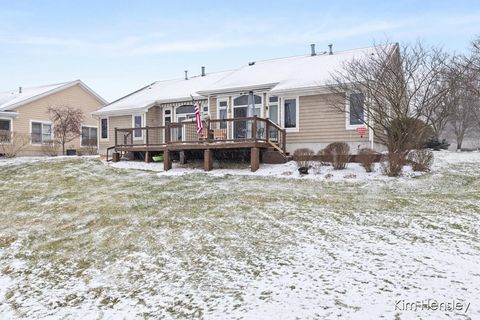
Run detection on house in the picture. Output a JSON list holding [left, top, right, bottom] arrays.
[[93, 44, 396, 171], [0, 80, 106, 156]]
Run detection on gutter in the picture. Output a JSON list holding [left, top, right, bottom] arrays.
[[197, 83, 278, 96], [0, 111, 20, 118]]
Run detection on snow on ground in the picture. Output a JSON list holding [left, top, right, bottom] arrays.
[[105, 150, 480, 181], [0, 151, 479, 319]]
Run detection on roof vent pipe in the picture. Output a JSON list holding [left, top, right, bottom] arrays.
[[201, 66, 206, 77], [184, 70, 188, 80], [328, 44, 333, 55], [18, 86, 22, 94], [310, 43, 316, 56]]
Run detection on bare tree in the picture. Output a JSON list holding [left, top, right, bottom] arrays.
[[48, 106, 84, 155], [445, 69, 479, 150], [327, 41, 450, 175]]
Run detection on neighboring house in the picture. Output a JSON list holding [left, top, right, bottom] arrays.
[[93, 44, 396, 170], [0, 80, 106, 156]]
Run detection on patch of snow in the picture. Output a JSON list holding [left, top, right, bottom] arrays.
[[106, 150, 480, 181]]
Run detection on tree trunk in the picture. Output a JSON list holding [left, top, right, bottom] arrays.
[[456, 135, 463, 151], [62, 141, 66, 155]]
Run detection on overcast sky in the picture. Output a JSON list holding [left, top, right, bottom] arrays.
[[1, 0, 479, 101]]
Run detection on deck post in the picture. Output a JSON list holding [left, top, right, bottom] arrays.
[[165, 123, 170, 144], [179, 151, 186, 164], [251, 147, 260, 172], [114, 128, 118, 147], [145, 126, 149, 146], [204, 149, 213, 171], [206, 118, 211, 143], [265, 119, 270, 142], [252, 115, 257, 141], [164, 149, 172, 171]]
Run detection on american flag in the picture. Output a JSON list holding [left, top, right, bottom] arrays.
[[194, 102, 203, 134]]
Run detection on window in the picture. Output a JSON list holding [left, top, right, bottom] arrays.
[[164, 109, 171, 124], [31, 121, 52, 144], [133, 115, 143, 139], [81, 126, 98, 147], [100, 118, 108, 139], [284, 98, 297, 129], [349, 93, 365, 126], [218, 100, 228, 129], [233, 94, 262, 117], [0, 119, 12, 143], [268, 96, 279, 124]]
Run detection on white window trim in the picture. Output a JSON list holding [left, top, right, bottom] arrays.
[[29, 120, 53, 146], [345, 93, 367, 130], [267, 94, 279, 124], [80, 125, 98, 147], [100, 117, 109, 141], [217, 98, 228, 120], [132, 114, 145, 140], [281, 96, 299, 133], [163, 107, 172, 125], [0, 117, 13, 144]]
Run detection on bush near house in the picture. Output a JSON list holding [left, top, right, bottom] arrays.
[[317, 148, 332, 166], [380, 153, 406, 177], [407, 149, 434, 172], [325, 142, 350, 170], [41, 141, 59, 157], [293, 148, 315, 171], [0, 131, 30, 158], [357, 148, 377, 172]]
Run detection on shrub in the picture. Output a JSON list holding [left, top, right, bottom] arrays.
[[78, 144, 98, 156], [0, 131, 30, 158], [41, 142, 59, 156], [357, 148, 377, 172], [380, 152, 406, 177], [317, 148, 331, 166], [407, 149, 434, 172], [325, 142, 350, 170], [293, 148, 315, 169]]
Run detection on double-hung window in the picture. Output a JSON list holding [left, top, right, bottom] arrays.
[[283, 97, 298, 131], [268, 96, 279, 124], [0, 118, 12, 143], [348, 93, 365, 127], [31, 121, 53, 144], [133, 114, 143, 139], [218, 100, 228, 129], [81, 126, 98, 147], [100, 118, 108, 139]]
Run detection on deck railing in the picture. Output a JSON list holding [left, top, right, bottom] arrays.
[[114, 116, 286, 153]]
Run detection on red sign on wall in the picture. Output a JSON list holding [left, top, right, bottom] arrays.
[[357, 127, 367, 138]]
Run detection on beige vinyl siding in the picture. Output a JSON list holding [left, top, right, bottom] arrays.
[[287, 93, 370, 144], [209, 96, 217, 120], [10, 84, 103, 156], [146, 106, 163, 145], [98, 115, 131, 155]]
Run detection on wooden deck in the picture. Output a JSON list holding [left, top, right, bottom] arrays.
[[111, 116, 287, 171]]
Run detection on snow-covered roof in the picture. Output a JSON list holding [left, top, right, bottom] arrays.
[[0, 80, 107, 111], [93, 71, 231, 116], [93, 44, 396, 116], [199, 45, 395, 95]]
